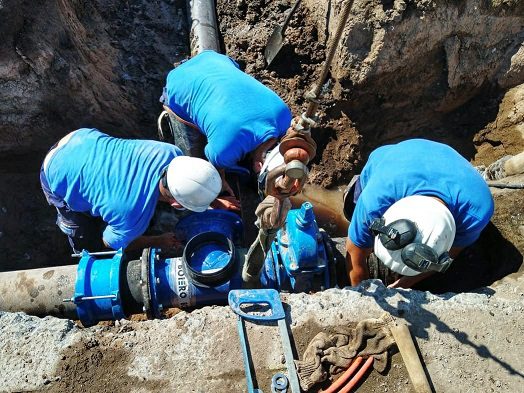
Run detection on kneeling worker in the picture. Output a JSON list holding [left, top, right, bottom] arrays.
[[343, 139, 494, 288], [40, 128, 222, 253]]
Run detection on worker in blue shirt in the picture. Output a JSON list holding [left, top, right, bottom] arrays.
[[40, 128, 222, 253], [159, 50, 292, 198], [343, 139, 494, 288]]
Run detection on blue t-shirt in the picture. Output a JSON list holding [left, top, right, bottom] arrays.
[[163, 50, 292, 173], [348, 139, 494, 249], [45, 128, 183, 249]]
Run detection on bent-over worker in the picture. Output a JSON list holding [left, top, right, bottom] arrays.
[[159, 50, 292, 197], [40, 128, 222, 253], [343, 139, 494, 288]]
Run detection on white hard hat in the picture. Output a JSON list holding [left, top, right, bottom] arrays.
[[373, 195, 456, 276], [166, 156, 221, 212]]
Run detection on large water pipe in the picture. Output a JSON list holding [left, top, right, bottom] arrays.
[[187, 0, 221, 55], [0, 247, 247, 326], [0, 210, 245, 326], [0, 206, 338, 326], [0, 264, 77, 319]]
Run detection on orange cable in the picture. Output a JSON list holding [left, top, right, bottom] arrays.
[[338, 356, 374, 393], [321, 357, 364, 393]]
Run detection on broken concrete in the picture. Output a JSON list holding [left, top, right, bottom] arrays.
[[1, 277, 523, 393]]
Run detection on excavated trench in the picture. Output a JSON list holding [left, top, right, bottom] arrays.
[[0, 0, 524, 392], [1, 0, 522, 288]]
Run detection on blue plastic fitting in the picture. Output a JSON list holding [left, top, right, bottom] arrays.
[[175, 210, 243, 245], [73, 249, 126, 326]]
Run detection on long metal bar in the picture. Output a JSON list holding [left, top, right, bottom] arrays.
[[236, 317, 261, 393], [277, 318, 301, 393], [305, 0, 354, 119]]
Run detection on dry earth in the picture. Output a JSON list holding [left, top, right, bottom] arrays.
[[1, 278, 523, 393]]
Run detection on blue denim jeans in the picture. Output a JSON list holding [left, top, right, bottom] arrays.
[[40, 163, 105, 254], [159, 110, 206, 159]]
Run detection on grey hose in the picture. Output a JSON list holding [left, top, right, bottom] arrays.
[[487, 181, 524, 189]]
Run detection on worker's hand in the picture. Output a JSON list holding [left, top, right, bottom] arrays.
[[253, 159, 264, 174], [211, 196, 241, 211], [387, 272, 432, 289], [156, 232, 182, 250]]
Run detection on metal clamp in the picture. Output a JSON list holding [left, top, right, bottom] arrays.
[[63, 294, 117, 303], [71, 250, 118, 258], [271, 373, 289, 393]]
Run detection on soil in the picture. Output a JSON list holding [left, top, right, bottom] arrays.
[[0, 0, 524, 392]]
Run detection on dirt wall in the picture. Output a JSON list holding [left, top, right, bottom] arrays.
[[0, 0, 188, 155], [217, 0, 524, 186]]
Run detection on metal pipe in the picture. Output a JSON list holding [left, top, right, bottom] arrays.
[[504, 150, 524, 177], [187, 0, 221, 56], [0, 265, 77, 319]]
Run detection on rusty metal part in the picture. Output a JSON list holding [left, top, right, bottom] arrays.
[[265, 163, 308, 199], [279, 128, 317, 164], [284, 147, 311, 164]]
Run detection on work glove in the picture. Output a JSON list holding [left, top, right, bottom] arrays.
[[255, 195, 291, 230]]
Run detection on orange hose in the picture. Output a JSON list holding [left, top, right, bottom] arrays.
[[338, 356, 374, 393], [321, 357, 364, 393]]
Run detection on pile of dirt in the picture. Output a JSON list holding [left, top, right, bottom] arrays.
[[217, 0, 524, 187]]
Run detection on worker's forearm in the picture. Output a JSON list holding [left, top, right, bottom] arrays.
[[345, 239, 372, 286], [390, 271, 435, 289], [125, 235, 161, 251], [349, 265, 369, 286]]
